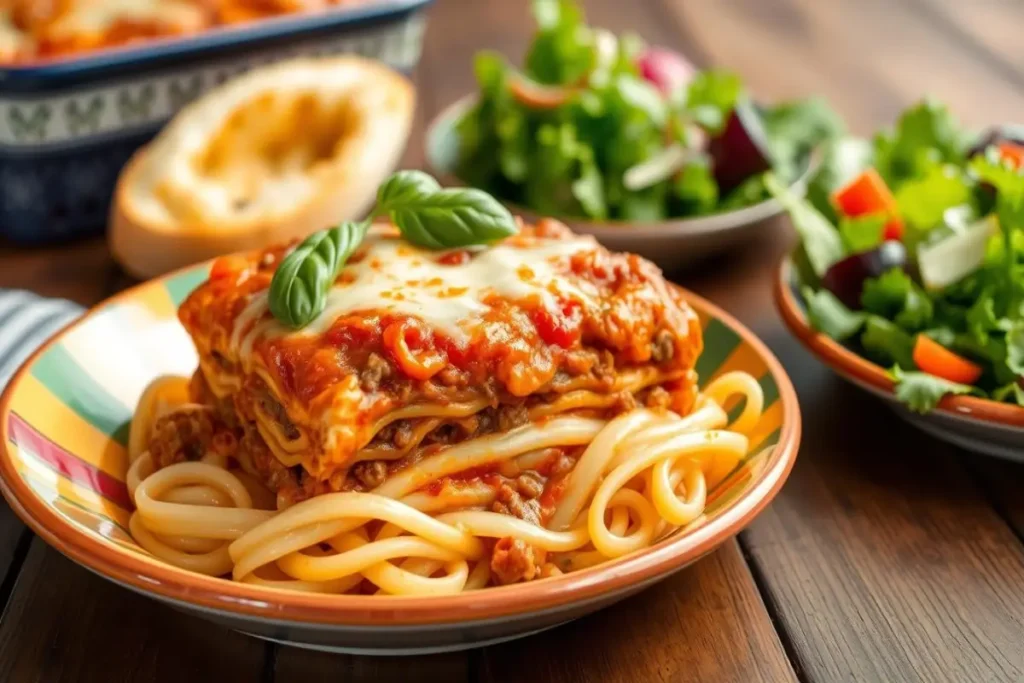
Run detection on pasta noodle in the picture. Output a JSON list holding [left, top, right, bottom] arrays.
[[126, 371, 762, 595]]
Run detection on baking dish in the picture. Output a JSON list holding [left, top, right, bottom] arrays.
[[0, 0, 432, 244]]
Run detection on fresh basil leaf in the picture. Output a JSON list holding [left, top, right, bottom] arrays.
[[765, 172, 844, 277], [376, 170, 443, 211], [269, 220, 370, 328], [802, 286, 865, 340], [891, 367, 978, 414], [387, 187, 518, 249], [839, 214, 886, 253], [861, 316, 916, 369]]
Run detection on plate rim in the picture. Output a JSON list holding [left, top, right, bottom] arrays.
[[774, 254, 1024, 428], [0, 263, 802, 627]]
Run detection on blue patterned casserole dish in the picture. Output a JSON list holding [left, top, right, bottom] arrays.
[[0, 0, 431, 244]]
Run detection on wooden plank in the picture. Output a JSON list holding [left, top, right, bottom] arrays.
[[968, 457, 1024, 543], [0, 540, 268, 683], [274, 647, 469, 682], [907, 0, 1024, 86], [661, 0, 1024, 131], [741, 350, 1024, 682], [479, 542, 795, 683], [0, 238, 115, 308]]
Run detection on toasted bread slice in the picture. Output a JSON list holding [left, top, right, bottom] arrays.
[[110, 56, 415, 279]]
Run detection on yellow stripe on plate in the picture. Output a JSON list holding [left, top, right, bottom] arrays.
[[16, 455, 131, 531], [710, 342, 768, 382], [10, 374, 127, 482], [744, 401, 784, 454]]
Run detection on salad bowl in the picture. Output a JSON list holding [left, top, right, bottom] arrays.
[[427, 95, 815, 271], [776, 256, 1024, 460]]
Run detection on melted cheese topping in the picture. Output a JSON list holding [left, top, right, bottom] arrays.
[[48, 0, 204, 35], [231, 232, 601, 357]]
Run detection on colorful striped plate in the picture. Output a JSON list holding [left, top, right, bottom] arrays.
[[0, 264, 800, 655]]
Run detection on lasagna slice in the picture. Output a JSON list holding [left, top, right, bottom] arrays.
[[158, 219, 703, 517]]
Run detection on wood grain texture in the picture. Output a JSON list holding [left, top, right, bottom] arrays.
[[0, 540, 268, 683], [741, 348, 1024, 682], [479, 543, 795, 683]]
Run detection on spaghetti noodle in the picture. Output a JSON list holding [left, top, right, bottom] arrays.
[[128, 371, 761, 594]]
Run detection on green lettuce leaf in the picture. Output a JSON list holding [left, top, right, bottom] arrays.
[[838, 214, 886, 253], [673, 159, 719, 214], [763, 97, 845, 183], [891, 367, 978, 414], [874, 99, 966, 186], [895, 165, 973, 233], [683, 70, 743, 133], [802, 287, 865, 340], [861, 316, 916, 369], [525, 0, 595, 86], [765, 172, 844, 278], [861, 269, 933, 332]]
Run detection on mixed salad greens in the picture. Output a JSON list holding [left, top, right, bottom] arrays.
[[454, 0, 841, 222], [771, 99, 1024, 413]]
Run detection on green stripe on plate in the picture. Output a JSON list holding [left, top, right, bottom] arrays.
[[750, 427, 782, 456], [165, 267, 209, 306], [695, 319, 741, 388], [30, 344, 131, 445], [727, 372, 781, 422]]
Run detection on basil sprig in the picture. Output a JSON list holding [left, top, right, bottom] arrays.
[[267, 171, 517, 328]]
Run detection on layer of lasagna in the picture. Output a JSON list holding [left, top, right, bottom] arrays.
[[0, 0, 372, 62], [154, 219, 703, 515]]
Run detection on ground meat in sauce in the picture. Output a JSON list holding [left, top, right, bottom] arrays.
[[515, 472, 544, 500], [496, 403, 529, 432], [491, 538, 542, 584], [610, 391, 637, 415], [651, 329, 676, 363], [148, 407, 217, 468], [351, 461, 388, 489], [360, 352, 392, 392], [257, 387, 300, 440], [492, 483, 542, 526], [643, 386, 672, 411], [236, 427, 298, 498]]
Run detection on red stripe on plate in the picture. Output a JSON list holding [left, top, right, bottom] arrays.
[[7, 412, 131, 510]]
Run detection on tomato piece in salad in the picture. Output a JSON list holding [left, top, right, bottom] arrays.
[[912, 336, 983, 385], [998, 142, 1024, 170], [831, 168, 904, 241]]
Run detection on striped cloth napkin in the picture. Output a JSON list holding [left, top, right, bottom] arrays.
[[0, 291, 83, 390]]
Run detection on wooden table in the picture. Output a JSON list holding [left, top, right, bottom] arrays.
[[2, 0, 1024, 681]]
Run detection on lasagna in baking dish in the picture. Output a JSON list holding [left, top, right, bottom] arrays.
[[169, 219, 702, 510], [0, 0, 372, 62]]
